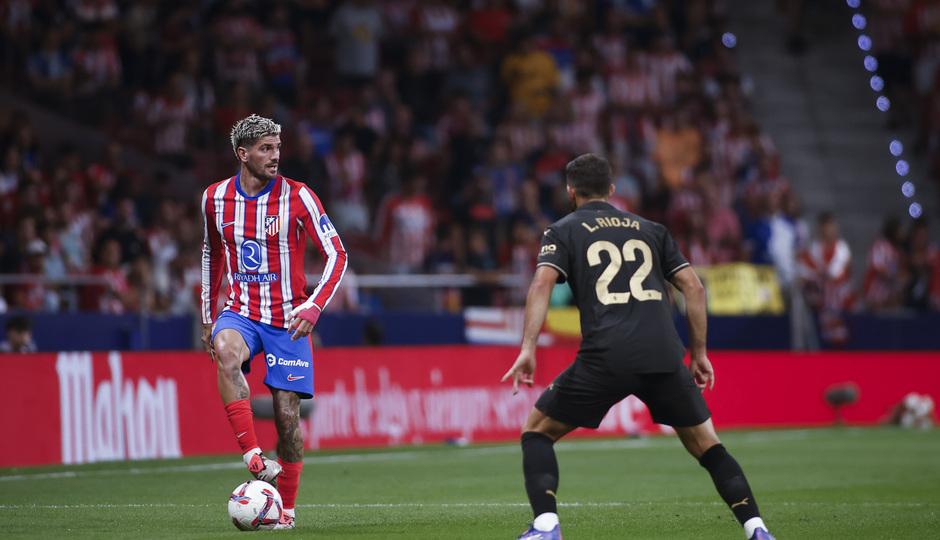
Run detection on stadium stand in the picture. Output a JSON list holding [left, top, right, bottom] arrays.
[[0, 0, 937, 346]]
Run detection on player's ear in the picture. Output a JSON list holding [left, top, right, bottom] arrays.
[[608, 183, 615, 198], [236, 146, 248, 163], [566, 185, 576, 200]]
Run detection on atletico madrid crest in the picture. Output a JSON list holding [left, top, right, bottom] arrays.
[[265, 215, 280, 236]]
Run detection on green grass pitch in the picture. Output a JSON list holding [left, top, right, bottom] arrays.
[[1, 427, 938, 539]]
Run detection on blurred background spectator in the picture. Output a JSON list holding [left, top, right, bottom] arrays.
[[0, 0, 936, 322], [0, 315, 37, 352], [798, 213, 858, 346]]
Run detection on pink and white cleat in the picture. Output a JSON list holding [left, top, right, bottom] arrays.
[[247, 452, 282, 485], [272, 512, 295, 530]]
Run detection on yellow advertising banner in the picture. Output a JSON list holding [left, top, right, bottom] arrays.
[[696, 263, 785, 315], [544, 263, 784, 338], [545, 306, 580, 338]]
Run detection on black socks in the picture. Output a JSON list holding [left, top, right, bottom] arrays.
[[698, 444, 761, 524], [521, 431, 559, 517]]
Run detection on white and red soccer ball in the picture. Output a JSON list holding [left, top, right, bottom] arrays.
[[228, 480, 283, 531]]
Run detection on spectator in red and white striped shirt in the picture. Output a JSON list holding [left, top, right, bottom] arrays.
[[147, 72, 196, 168], [903, 217, 940, 311], [608, 50, 660, 112], [414, 0, 459, 73], [646, 34, 693, 107], [71, 27, 122, 124], [497, 101, 545, 163], [594, 9, 628, 76], [568, 67, 605, 150], [324, 130, 369, 233], [798, 213, 858, 345], [373, 170, 435, 273], [864, 217, 907, 310]]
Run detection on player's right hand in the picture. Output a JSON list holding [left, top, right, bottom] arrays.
[[688, 355, 714, 391], [201, 323, 216, 363], [501, 350, 536, 395]]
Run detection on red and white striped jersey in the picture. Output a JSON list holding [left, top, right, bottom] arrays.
[[646, 50, 692, 105], [201, 174, 347, 328], [607, 70, 659, 108], [569, 87, 605, 133], [502, 122, 545, 162], [863, 236, 904, 307], [798, 239, 857, 312], [593, 34, 626, 75]]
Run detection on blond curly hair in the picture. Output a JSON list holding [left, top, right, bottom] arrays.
[[230, 114, 281, 156]]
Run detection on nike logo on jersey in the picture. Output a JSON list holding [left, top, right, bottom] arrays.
[[222, 221, 236, 228], [287, 374, 305, 381]]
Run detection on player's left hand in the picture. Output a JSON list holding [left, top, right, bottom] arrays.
[[688, 355, 715, 391], [288, 304, 321, 341], [501, 350, 536, 395]]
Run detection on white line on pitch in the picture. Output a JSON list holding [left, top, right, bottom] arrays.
[[0, 430, 815, 483], [1, 501, 933, 510]]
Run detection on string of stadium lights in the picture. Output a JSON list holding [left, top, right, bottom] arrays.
[[848, 0, 922, 219]]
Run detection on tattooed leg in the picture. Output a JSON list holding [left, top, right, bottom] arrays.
[[272, 389, 303, 461], [272, 388, 304, 511]]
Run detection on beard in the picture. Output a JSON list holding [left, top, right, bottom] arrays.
[[248, 160, 278, 182]]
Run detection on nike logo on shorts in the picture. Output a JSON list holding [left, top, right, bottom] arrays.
[[287, 374, 305, 381]]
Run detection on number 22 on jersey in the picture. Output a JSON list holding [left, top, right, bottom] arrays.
[[587, 239, 663, 305]]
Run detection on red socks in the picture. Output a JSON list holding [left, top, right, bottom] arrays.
[[224, 399, 259, 454], [227, 399, 302, 510], [277, 458, 303, 510]]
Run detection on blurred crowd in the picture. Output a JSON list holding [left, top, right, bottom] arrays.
[[798, 212, 939, 345], [868, 0, 940, 183], [0, 0, 938, 318]]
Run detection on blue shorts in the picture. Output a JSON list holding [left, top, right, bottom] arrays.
[[212, 310, 315, 399]]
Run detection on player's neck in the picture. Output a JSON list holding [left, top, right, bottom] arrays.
[[238, 169, 273, 197], [575, 196, 610, 208]]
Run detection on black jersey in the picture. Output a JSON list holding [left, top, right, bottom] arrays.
[[536, 201, 690, 375]]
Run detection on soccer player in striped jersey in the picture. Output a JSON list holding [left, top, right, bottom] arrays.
[[200, 114, 347, 530]]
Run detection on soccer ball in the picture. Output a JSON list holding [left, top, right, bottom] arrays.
[[228, 480, 283, 531]]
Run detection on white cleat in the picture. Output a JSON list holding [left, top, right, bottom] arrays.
[[272, 513, 294, 530], [247, 452, 282, 484]]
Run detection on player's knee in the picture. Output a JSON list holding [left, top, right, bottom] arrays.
[[522, 412, 572, 441], [213, 340, 243, 370], [521, 409, 547, 434], [275, 402, 298, 422], [681, 433, 721, 460], [273, 395, 300, 425], [676, 422, 721, 459]]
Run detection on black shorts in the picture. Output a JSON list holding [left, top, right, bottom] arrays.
[[534, 359, 711, 429]]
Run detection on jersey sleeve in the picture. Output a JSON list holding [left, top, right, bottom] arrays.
[[659, 225, 690, 279], [200, 188, 225, 324], [536, 227, 570, 283], [297, 185, 347, 311]]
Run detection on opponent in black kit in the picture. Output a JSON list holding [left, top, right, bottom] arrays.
[[502, 154, 776, 540]]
